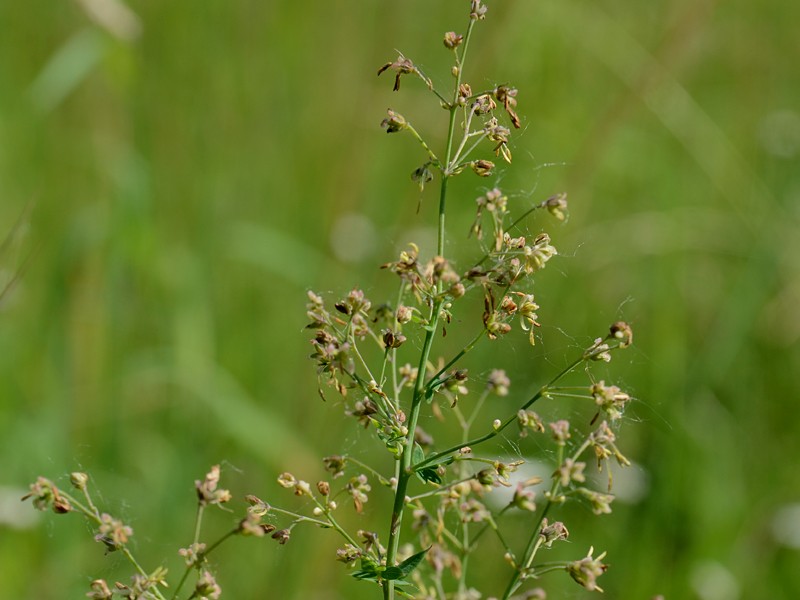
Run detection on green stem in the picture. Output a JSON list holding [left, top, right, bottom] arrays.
[[120, 548, 168, 600], [383, 298, 443, 599], [383, 16, 477, 600], [425, 329, 486, 393], [500, 495, 554, 599], [193, 505, 204, 545], [501, 437, 592, 599], [59, 490, 167, 600], [346, 456, 393, 487], [406, 123, 440, 164], [203, 529, 237, 556], [414, 354, 585, 472], [170, 504, 208, 600]]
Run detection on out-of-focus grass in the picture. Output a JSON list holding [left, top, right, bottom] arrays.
[[1, 0, 799, 598]]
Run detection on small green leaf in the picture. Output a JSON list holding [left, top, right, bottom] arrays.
[[412, 443, 425, 464], [353, 557, 381, 581], [396, 546, 431, 578], [382, 566, 403, 581], [418, 467, 442, 484], [415, 452, 455, 470]]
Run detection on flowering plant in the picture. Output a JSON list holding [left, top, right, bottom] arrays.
[[23, 2, 636, 599]]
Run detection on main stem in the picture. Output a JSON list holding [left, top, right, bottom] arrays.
[[383, 19, 475, 600], [383, 20, 476, 600], [382, 180, 448, 600]]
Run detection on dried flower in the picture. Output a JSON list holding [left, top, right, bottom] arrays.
[[513, 292, 541, 345], [590, 421, 631, 468], [567, 547, 608, 592], [578, 488, 615, 515], [293, 480, 312, 497], [378, 55, 422, 91], [610, 321, 633, 347], [458, 83, 473, 105], [590, 381, 631, 421], [549, 420, 571, 445], [486, 369, 510, 396], [512, 485, 537, 512], [381, 108, 408, 133], [238, 512, 272, 537], [523, 233, 557, 273], [358, 529, 384, 554], [86, 579, 113, 600], [517, 409, 545, 436], [346, 474, 371, 513], [96, 513, 133, 550], [471, 159, 495, 177], [322, 455, 347, 478], [383, 329, 407, 349], [272, 528, 292, 545], [195, 570, 222, 600], [494, 85, 521, 128], [21, 477, 72, 514], [195, 465, 232, 506], [336, 543, 362, 563], [541, 193, 568, 222], [460, 498, 490, 523], [538, 518, 569, 547], [245, 494, 271, 516], [555, 458, 586, 487], [470, 0, 488, 20], [179, 543, 207, 566], [473, 93, 497, 116], [443, 31, 463, 49]]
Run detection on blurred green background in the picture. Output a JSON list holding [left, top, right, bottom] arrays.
[[1, 0, 799, 598]]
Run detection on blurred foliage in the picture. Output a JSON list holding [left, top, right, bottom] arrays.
[[1, 0, 799, 598]]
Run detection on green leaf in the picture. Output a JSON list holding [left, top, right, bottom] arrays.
[[395, 587, 417, 599], [418, 467, 442, 484], [382, 566, 403, 580], [412, 444, 442, 484], [415, 452, 455, 470], [412, 443, 425, 465], [396, 546, 431, 578], [352, 557, 381, 581], [424, 386, 436, 404]]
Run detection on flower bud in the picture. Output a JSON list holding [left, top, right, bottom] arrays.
[[395, 305, 413, 324], [70, 472, 89, 490], [277, 472, 297, 488]]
